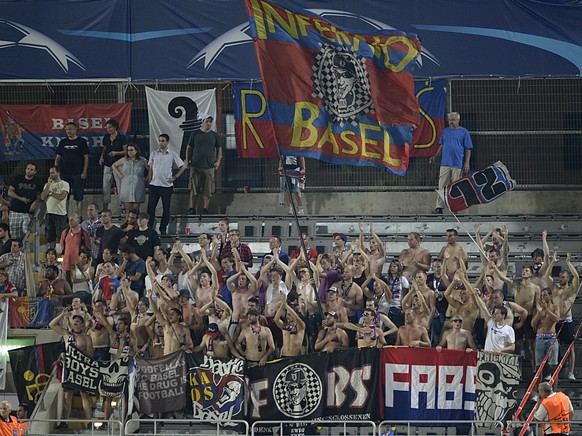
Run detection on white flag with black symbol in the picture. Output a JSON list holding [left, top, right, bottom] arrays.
[[145, 87, 217, 160]]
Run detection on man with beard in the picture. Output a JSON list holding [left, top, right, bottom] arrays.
[[315, 311, 348, 353], [236, 309, 275, 366]]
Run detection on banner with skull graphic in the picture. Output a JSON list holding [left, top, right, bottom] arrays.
[[63, 345, 129, 397], [475, 351, 521, 425], [247, 348, 379, 424], [187, 354, 246, 423]]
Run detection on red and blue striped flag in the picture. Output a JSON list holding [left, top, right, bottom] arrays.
[[245, 0, 421, 175]]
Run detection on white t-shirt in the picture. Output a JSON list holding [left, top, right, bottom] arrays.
[[484, 318, 515, 352], [45, 180, 70, 215]]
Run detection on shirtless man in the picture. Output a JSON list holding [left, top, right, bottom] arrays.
[[194, 323, 242, 359], [351, 309, 386, 348], [550, 253, 580, 380], [148, 289, 193, 355], [37, 265, 72, 302], [126, 297, 151, 357], [403, 270, 436, 326], [49, 309, 93, 429], [531, 287, 560, 384], [233, 297, 268, 342], [492, 262, 540, 360], [174, 289, 203, 340], [530, 230, 551, 289], [227, 264, 257, 335], [363, 299, 398, 339], [402, 289, 432, 331], [436, 315, 476, 352], [189, 251, 219, 310], [359, 223, 385, 275], [444, 273, 481, 335], [236, 309, 275, 366], [200, 295, 232, 334], [488, 290, 528, 329], [395, 309, 431, 347], [438, 229, 468, 276], [275, 299, 306, 357], [475, 224, 509, 291], [332, 264, 363, 323], [315, 311, 349, 353], [399, 232, 431, 280], [109, 277, 139, 319], [90, 299, 113, 363], [325, 288, 348, 323]]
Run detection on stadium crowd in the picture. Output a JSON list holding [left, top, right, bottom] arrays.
[[0, 115, 579, 427]]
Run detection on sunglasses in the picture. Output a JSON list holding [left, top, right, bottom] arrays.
[[452, 319, 462, 323]]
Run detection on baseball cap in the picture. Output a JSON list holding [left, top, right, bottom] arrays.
[[328, 287, 338, 294], [178, 289, 190, 299], [207, 323, 219, 337], [531, 248, 544, 258], [332, 232, 347, 242], [324, 311, 338, 319]]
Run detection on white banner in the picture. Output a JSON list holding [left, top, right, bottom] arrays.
[[145, 87, 217, 159], [0, 300, 8, 390]]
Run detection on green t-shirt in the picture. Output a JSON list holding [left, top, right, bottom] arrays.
[[188, 130, 220, 169]]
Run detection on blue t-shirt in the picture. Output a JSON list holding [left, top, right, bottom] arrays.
[[126, 258, 146, 294], [439, 127, 473, 168]]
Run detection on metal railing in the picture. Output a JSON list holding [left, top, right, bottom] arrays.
[[251, 419, 376, 436], [378, 420, 504, 435], [124, 418, 250, 436], [24, 418, 122, 436]]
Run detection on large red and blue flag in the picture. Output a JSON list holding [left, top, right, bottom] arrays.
[[244, 0, 421, 175]]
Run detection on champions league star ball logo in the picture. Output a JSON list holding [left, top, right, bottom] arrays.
[[273, 363, 322, 418], [312, 44, 374, 127]]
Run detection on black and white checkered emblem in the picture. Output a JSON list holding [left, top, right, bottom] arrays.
[[312, 44, 375, 127], [273, 363, 322, 418]]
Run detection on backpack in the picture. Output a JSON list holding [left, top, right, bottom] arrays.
[[62, 227, 90, 254]]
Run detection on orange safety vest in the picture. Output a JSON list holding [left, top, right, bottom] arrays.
[[0, 415, 18, 436], [541, 391, 571, 435]]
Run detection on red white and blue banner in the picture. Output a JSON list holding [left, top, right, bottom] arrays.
[[245, 0, 421, 175], [0, 103, 132, 161], [8, 342, 62, 404], [380, 348, 477, 423], [145, 88, 217, 159], [8, 298, 51, 328], [444, 161, 516, 213], [234, 80, 445, 159]]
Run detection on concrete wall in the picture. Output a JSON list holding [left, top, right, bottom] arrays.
[[124, 190, 582, 216]]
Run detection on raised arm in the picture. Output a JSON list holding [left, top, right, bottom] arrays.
[[49, 308, 70, 337], [370, 225, 386, 257], [474, 224, 488, 266], [565, 253, 580, 298]]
